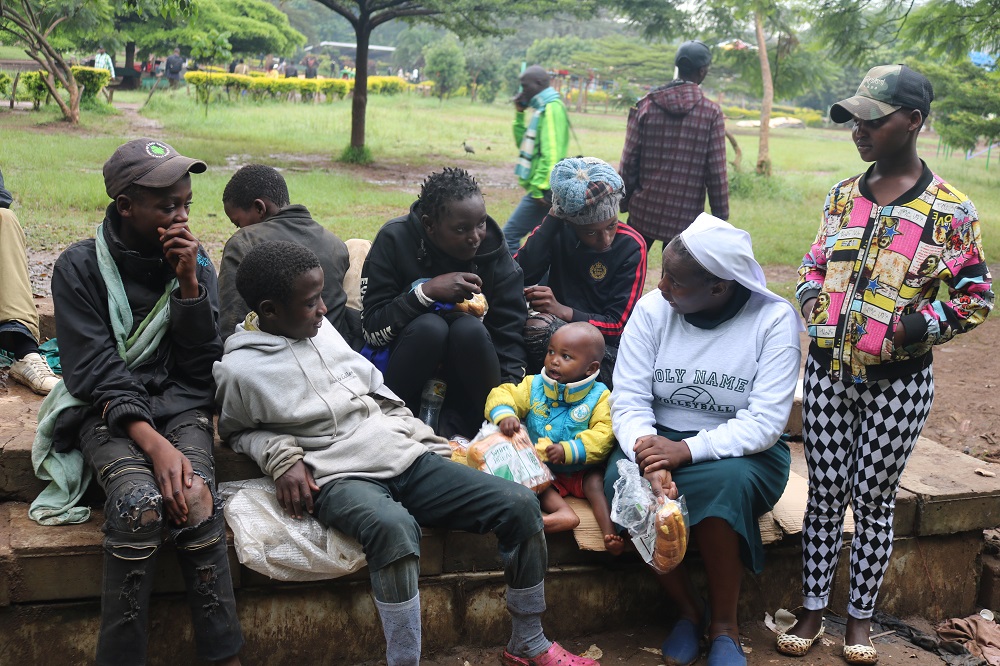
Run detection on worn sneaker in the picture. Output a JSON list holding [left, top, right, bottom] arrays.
[[9, 352, 59, 395]]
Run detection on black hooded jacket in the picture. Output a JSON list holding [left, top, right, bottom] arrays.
[[51, 204, 222, 450], [360, 201, 527, 383]]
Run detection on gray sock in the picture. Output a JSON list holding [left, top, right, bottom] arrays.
[[375, 594, 421, 666], [506, 581, 552, 658]]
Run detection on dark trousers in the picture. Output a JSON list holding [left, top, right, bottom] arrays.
[[384, 312, 501, 437], [503, 192, 552, 255], [314, 451, 547, 602], [80, 408, 243, 666]]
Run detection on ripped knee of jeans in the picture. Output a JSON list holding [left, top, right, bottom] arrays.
[[177, 473, 217, 527], [173, 487, 225, 552], [105, 481, 163, 559]]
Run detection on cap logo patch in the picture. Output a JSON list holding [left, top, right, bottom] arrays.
[[862, 76, 888, 95], [145, 142, 171, 158]]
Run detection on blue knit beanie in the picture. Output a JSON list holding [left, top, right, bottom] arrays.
[[549, 157, 624, 226]]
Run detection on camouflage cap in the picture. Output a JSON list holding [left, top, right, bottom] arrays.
[[830, 64, 933, 124], [103, 138, 207, 199]]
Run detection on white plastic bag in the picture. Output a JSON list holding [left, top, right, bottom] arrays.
[[219, 478, 366, 582], [466, 421, 554, 494], [610, 459, 689, 573]]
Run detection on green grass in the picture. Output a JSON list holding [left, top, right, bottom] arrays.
[[0, 45, 31, 60], [2, 90, 998, 293]]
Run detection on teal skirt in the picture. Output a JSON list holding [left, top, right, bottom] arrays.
[[603, 427, 790, 574]]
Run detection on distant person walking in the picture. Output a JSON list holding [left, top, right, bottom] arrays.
[[94, 47, 115, 80], [503, 65, 569, 254], [302, 55, 319, 79], [165, 48, 185, 88], [619, 40, 728, 250]]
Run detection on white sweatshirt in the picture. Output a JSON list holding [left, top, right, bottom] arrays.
[[610, 290, 801, 464]]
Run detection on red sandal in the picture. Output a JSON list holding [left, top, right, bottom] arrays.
[[500, 642, 600, 665]]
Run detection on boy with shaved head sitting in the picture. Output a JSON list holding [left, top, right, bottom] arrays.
[[214, 240, 600, 666]]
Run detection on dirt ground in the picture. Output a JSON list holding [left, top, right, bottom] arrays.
[[363, 616, 953, 665]]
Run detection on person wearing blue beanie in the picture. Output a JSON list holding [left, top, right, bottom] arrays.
[[515, 157, 648, 388]]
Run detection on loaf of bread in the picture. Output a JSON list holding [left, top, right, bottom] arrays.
[[453, 292, 488, 317], [651, 501, 687, 573], [466, 430, 552, 494]]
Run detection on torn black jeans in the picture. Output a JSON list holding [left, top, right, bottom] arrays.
[[80, 408, 243, 666]]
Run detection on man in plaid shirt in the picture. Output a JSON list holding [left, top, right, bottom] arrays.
[[619, 41, 729, 250]]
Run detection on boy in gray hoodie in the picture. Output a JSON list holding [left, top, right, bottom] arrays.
[[213, 240, 600, 666]]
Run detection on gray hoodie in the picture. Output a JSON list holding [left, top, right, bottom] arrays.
[[214, 318, 450, 485]]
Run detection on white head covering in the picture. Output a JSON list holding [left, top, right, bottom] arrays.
[[679, 213, 804, 329]]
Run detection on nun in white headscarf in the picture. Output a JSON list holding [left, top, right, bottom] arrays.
[[604, 213, 802, 666]]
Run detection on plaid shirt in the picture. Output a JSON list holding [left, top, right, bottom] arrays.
[[620, 81, 729, 241]]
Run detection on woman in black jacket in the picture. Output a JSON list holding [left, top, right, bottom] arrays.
[[361, 168, 527, 438]]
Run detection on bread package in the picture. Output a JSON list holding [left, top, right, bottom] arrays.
[[651, 500, 688, 573], [466, 430, 552, 494], [453, 292, 488, 317]]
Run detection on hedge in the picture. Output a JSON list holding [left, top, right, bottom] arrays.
[[183, 72, 408, 104], [14, 67, 111, 107], [19, 71, 50, 107], [722, 105, 824, 128], [0, 71, 11, 97], [72, 66, 111, 100]]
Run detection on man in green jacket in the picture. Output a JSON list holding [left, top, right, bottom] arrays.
[[504, 65, 569, 255]]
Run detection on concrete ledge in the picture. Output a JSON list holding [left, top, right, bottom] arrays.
[[0, 566, 666, 665], [0, 525, 986, 665]]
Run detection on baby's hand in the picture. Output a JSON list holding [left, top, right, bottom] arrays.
[[545, 443, 565, 465], [499, 417, 521, 437]]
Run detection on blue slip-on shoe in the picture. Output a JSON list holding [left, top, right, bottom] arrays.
[[661, 618, 702, 666], [706, 635, 746, 666]]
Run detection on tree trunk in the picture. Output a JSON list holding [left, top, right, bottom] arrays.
[[350, 24, 370, 149], [754, 10, 773, 177], [125, 42, 136, 72], [726, 130, 742, 171]]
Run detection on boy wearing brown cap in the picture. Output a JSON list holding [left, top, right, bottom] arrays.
[[38, 138, 242, 665]]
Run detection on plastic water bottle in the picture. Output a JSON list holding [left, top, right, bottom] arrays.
[[418, 378, 447, 432]]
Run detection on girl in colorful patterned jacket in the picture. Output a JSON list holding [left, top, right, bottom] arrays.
[[779, 65, 993, 666]]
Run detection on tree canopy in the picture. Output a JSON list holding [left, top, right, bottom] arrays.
[[111, 0, 305, 58]]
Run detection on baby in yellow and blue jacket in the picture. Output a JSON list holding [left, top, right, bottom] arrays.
[[485, 322, 623, 554]]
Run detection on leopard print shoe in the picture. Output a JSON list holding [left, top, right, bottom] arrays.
[[775, 622, 825, 657], [842, 639, 878, 665]]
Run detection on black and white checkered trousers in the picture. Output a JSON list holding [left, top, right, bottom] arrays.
[[799, 352, 934, 619]]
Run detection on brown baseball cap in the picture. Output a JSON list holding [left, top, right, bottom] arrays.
[[103, 138, 207, 199]]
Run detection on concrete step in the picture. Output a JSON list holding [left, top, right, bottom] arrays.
[[0, 496, 990, 664]]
